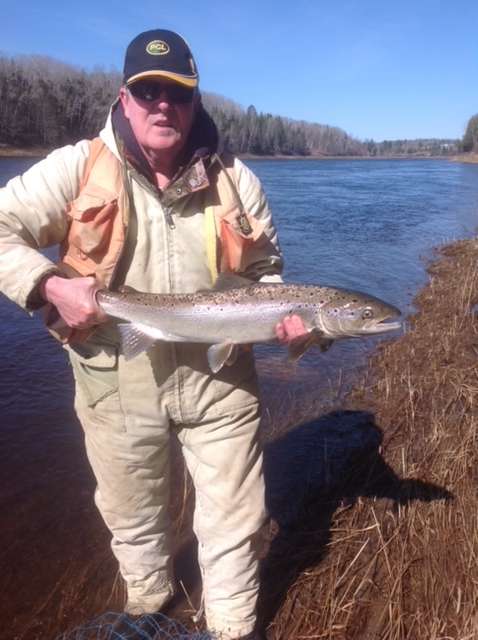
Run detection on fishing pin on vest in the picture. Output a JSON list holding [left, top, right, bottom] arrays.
[[237, 211, 253, 236]]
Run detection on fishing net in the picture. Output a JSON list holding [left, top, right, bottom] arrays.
[[56, 611, 212, 640]]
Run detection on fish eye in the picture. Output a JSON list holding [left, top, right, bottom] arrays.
[[362, 308, 374, 320]]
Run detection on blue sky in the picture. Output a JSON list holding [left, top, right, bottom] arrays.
[[2, 0, 477, 141]]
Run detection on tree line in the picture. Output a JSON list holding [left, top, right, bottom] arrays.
[[201, 94, 367, 156], [462, 114, 478, 152], [0, 55, 460, 157], [0, 56, 121, 147]]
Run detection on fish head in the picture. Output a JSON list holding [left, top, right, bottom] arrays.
[[315, 288, 402, 338]]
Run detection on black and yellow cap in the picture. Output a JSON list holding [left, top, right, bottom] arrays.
[[123, 29, 198, 87]]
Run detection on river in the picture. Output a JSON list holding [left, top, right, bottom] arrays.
[[0, 157, 477, 638]]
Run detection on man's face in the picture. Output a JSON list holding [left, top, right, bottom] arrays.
[[119, 80, 197, 161]]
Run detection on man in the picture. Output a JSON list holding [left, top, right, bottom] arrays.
[[0, 29, 304, 639]]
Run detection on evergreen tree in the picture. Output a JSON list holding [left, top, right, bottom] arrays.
[[462, 114, 478, 152]]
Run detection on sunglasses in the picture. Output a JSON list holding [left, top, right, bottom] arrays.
[[128, 81, 195, 104]]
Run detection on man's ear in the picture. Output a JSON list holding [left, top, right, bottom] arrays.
[[119, 86, 130, 117]]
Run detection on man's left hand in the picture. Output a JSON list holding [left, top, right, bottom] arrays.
[[275, 315, 309, 344]]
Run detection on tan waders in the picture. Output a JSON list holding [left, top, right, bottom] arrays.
[[70, 338, 267, 639]]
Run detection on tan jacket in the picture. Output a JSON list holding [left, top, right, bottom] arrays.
[[0, 111, 282, 312]]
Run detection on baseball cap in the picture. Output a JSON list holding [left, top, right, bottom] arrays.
[[123, 29, 198, 88]]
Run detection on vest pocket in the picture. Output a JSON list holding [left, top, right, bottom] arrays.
[[217, 210, 266, 272], [67, 187, 118, 256]]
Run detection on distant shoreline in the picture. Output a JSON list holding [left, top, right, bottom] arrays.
[[0, 146, 50, 158], [241, 153, 452, 161], [449, 153, 478, 164], [0, 145, 472, 163]]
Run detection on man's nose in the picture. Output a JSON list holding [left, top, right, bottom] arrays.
[[156, 90, 173, 107]]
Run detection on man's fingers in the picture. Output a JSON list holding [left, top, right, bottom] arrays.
[[284, 315, 305, 337], [275, 321, 286, 341], [42, 275, 109, 329], [276, 315, 308, 344]]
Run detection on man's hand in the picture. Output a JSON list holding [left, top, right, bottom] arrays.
[[40, 275, 108, 329], [275, 315, 309, 344]]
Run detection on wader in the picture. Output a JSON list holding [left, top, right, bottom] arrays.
[[69, 327, 268, 638]]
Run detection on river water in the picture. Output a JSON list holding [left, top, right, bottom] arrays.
[[0, 157, 477, 637], [2, 157, 477, 423]]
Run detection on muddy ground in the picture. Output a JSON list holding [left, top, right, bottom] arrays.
[[1, 237, 477, 639]]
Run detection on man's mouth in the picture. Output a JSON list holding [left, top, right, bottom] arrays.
[[153, 119, 175, 128]]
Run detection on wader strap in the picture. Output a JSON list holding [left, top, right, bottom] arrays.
[[204, 204, 218, 283], [81, 137, 106, 189]]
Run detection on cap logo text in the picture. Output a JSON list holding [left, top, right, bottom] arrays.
[[146, 40, 170, 55]]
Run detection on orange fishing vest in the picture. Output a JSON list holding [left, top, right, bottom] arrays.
[[59, 137, 265, 286]]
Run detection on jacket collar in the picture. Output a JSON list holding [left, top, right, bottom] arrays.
[[108, 99, 220, 205]]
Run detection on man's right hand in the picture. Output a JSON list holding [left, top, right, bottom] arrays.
[[40, 275, 108, 329]]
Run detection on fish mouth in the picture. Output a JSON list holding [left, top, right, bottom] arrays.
[[325, 317, 403, 338], [364, 319, 403, 334]]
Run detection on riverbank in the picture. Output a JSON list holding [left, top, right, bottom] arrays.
[[0, 145, 50, 157], [451, 152, 478, 163], [263, 237, 478, 639], [241, 153, 452, 161], [0, 145, 456, 162]]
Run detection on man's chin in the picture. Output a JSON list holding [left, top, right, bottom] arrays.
[[152, 124, 177, 136], [151, 129, 180, 144]]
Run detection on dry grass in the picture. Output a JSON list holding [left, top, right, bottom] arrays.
[[261, 239, 478, 639]]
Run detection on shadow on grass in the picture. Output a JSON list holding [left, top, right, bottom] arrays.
[[258, 410, 453, 630]]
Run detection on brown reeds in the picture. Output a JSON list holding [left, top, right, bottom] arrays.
[[262, 238, 478, 639]]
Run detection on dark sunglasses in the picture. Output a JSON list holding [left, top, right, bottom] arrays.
[[128, 81, 195, 104]]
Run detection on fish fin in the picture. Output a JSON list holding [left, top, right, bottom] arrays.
[[207, 342, 236, 373], [118, 323, 157, 360], [118, 322, 189, 360], [212, 273, 255, 291], [287, 330, 333, 361], [318, 338, 334, 352], [196, 273, 260, 293], [117, 285, 142, 294]]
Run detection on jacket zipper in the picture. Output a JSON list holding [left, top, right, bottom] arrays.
[[163, 205, 176, 229]]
